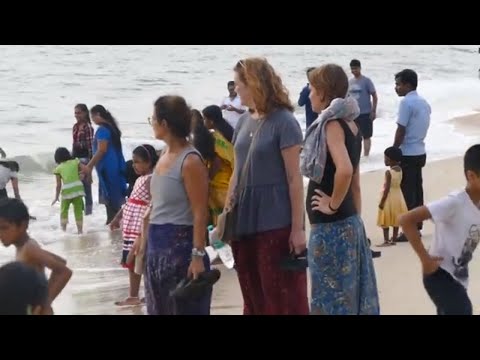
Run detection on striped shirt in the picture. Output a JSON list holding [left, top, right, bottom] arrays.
[[54, 159, 85, 200]]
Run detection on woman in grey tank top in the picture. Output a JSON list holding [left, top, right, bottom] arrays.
[[144, 95, 212, 315]]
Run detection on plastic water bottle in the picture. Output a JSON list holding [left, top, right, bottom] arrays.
[[208, 226, 235, 269]]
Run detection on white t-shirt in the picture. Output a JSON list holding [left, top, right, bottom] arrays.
[[427, 190, 480, 289], [221, 95, 246, 128], [0, 165, 17, 190]]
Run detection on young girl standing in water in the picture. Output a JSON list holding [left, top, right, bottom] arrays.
[[377, 147, 408, 246], [52, 148, 88, 234], [109, 144, 158, 307]]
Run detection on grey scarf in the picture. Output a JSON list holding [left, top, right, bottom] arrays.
[[300, 96, 360, 184]]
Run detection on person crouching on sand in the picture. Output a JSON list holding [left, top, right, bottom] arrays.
[[0, 198, 73, 315], [400, 145, 480, 315]]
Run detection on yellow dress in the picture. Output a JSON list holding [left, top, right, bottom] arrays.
[[208, 131, 234, 225], [377, 169, 408, 228]]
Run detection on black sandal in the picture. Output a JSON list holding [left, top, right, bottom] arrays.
[[170, 269, 221, 300], [280, 250, 308, 271]]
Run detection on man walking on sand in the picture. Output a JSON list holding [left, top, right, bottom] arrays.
[[393, 69, 431, 242], [349, 59, 378, 157]]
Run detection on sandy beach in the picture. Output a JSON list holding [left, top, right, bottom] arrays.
[[42, 150, 478, 316]]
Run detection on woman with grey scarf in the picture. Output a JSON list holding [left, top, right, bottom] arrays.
[[301, 64, 379, 315]]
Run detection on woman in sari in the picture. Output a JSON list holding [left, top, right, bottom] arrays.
[[192, 107, 234, 226], [84, 105, 127, 224]]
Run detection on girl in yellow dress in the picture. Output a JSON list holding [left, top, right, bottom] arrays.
[[377, 147, 408, 247], [191, 107, 234, 226]]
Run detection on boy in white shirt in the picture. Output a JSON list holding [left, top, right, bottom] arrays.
[[400, 145, 480, 315]]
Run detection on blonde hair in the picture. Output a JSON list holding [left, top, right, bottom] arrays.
[[308, 64, 349, 104], [234, 57, 294, 115]]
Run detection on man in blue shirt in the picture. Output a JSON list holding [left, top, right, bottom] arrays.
[[393, 69, 431, 241], [349, 59, 378, 157], [298, 67, 318, 129]]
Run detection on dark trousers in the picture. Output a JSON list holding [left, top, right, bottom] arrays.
[[0, 188, 7, 200], [79, 158, 92, 214], [401, 154, 427, 230], [423, 268, 472, 315], [105, 204, 120, 225]]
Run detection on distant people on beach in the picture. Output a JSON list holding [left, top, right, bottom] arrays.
[[349, 59, 378, 157], [221, 80, 247, 128], [146, 95, 213, 315], [110, 144, 157, 307], [303, 63, 379, 315], [72, 104, 94, 216], [298, 67, 319, 128], [52, 147, 88, 234], [224, 57, 309, 315], [0, 199, 73, 315], [0, 160, 20, 201], [393, 69, 431, 242], [83, 105, 127, 225], [377, 147, 408, 247], [400, 145, 480, 315], [0, 261, 48, 315], [197, 105, 234, 226]]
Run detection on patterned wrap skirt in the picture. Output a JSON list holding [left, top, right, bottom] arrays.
[[144, 224, 212, 315], [308, 214, 380, 315]]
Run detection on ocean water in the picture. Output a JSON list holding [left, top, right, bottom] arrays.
[[1, 45, 480, 313]]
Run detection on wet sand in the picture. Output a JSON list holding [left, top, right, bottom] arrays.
[[3, 155, 479, 315]]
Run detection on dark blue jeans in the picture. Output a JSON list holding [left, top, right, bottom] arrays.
[[423, 268, 472, 315], [79, 158, 93, 215]]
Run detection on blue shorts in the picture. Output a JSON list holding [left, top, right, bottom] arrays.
[[355, 113, 373, 139]]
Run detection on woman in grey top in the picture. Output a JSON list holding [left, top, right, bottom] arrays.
[[224, 58, 309, 315], [144, 95, 211, 315]]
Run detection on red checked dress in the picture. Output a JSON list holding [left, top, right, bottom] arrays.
[[121, 174, 151, 268]]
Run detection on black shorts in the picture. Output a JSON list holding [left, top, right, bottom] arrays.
[[354, 113, 373, 139], [0, 188, 7, 200], [423, 268, 472, 315]]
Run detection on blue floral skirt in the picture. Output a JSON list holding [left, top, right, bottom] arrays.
[[144, 224, 212, 315], [308, 215, 380, 315]]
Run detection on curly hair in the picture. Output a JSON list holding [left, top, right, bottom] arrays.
[[308, 64, 349, 104], [234, 57, 294, 115]]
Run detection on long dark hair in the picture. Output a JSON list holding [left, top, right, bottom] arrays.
[[75, 104, 91, 124], [132, 144, 159, 169], [191, 109, 215, 163], [202, 105, 234, 143], [90, 105, 122, 150]]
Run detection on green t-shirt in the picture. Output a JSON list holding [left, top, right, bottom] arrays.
[[53, 159, 85, 200]]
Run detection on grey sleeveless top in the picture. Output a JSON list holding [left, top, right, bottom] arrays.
[[150, 146, 202, 226]]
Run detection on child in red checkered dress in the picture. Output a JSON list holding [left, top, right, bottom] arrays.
[[109, 144, 158, 307]]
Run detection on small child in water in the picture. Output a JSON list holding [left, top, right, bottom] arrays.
[[0, 160, 21, 200], [52, 147, 89, 234], [0, 198, 73, 315], [377, 147, 408, 246], [109, 145, 158, 307]]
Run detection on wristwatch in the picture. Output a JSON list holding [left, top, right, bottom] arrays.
[[192, 248, 206, 258]]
